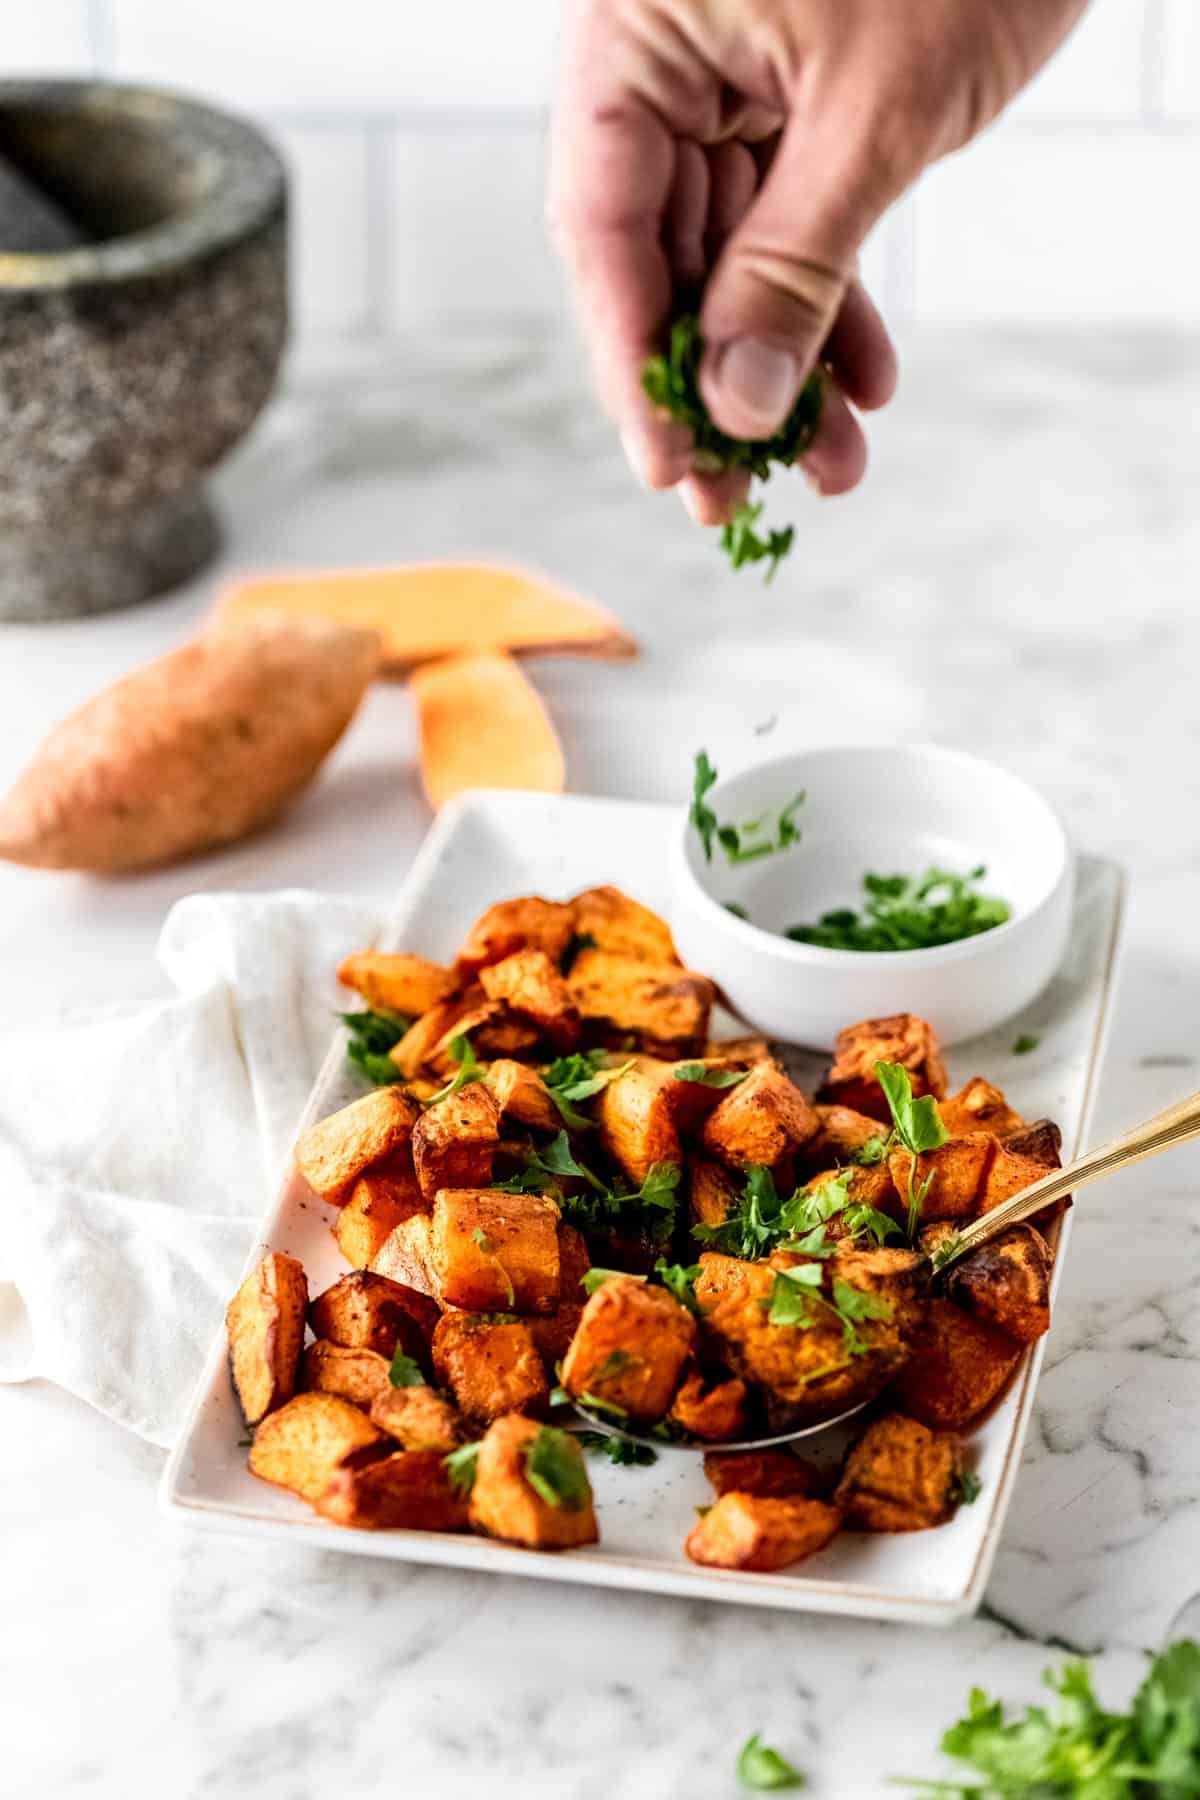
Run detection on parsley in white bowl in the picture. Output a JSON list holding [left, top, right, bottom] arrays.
[[669, 743, 1073, 1048]]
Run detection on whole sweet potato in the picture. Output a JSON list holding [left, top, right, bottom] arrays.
[[0, 616, 380, 872]]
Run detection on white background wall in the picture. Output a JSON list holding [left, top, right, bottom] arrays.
[[7, 1, 1200, 343]]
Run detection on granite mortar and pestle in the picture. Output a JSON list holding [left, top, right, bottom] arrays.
[[0, 80, 288, 621]]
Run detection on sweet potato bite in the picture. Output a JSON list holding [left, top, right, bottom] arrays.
[[567, 948, 714, 1057], [570, 884, 678, 964], [309, 1269, 439, 1365], [561, 1275, 697, 1422], [412, 1084, 500, 1200], [685, 1492, 842, 1571], [888, 1132, 993, 1223], [893, 1297, 1022, 1429], [301, 1340, 393, 1409], [316, 1448, 468, 1531], [248, 1391, 386, 1503], [946, 1223, 1052, 1345], [486, 1058, 562, 1133], [369, 1385, 465, 1453], [479, 950, 580, 1050], [335, 1164, 426, 1269], [820, 1014, 948, 1122], [804, 1103, 888, 1168], [432, 1313, 550, 1423], [370, 1214, 437, 1296], [703, 1450, 825, 1500], [938, 1077, 1024, 1140], [469, 1415, 599, 1550], [295, 1086, 420, 1204], [700, 1061, 819, 1171], [456, 896, 576, 977], [338, 951, 459, 1017], [835, 1411, 962, 1531], [430, 1187, 561, 1314], [593, 1057, 683, 1187], [226, 1251, 308, 1427], [670, 1372, 748, 1442]]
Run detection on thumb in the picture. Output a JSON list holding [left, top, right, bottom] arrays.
[[699, 111, 897, 441]]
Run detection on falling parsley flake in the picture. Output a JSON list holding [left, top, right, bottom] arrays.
[[736, 1732, 806, 1791], [688, 751, 804, 867], [1012, 1033, 1041, 1056], [387, 1348, 426, 1388]]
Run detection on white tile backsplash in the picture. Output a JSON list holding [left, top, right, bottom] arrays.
[[911, 121, 1200, 322], [0, 2, 1195, 337]]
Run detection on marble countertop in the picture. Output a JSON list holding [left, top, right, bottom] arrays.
[[3, 325, 1200, 1799]]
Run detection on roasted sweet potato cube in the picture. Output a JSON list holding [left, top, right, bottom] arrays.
[[248, 1392, 386, 1503], [939, 1077, 1024, 1141], [412, 1083, 500, 1201], [688, 1157, 740, 1231], [694, 1251, 756, 1310], [369, 1384, 465, 1452], [1003, 1119, 1063, 1166], [486, 1059, 562, 1133], [432, 1312, 549, 1423], [389, 999, 464, 1080], [225, 1251, 308, 1427], [665, 1058, 752, 1134], [893, 1297, 1023, 1429], [567, 948, 714, 1057], [685, 1492, 842, 1571], [801, 1160, 902, 1227], [979, 1144, 1057, 1216], [469, 1414, 599, 1549], [295, 1086, 420, 1204], [700, 1061, 819, 1171], [301, 1340, 393, 1408], [947, 1223, 1052, 1345], [592, 1057, 682, 1187], [704, 1035, 772, 1065], [805, 1103, 889, 1168], [570, 884, 678, 963], [561, 1275, 696, 1422], [820, 1014, 948, 1121], [888, 1133, 992, 1224], [703, 1449, 825, 1500], [370, 1213, 437, 1296], [670, 1372, 748, 1442], [428, 996, 539, 1070], [316, 1447, 469, 1531], [527, 1224, 590, 1366], [337, 951, 459, 1017], [309, 1270, 439, 1365], [479, 950, 580, 1050], [835, 1411, 961, 1531], [335, 1164, 426, 1268], [456, 895, 576, 976], [430, 1187, 561, 1314]]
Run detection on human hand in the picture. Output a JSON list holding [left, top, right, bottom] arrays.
[[549, 0, 1087, 522]]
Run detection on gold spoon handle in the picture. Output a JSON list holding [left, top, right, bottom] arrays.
[[941, 1087, 1200, 1266]]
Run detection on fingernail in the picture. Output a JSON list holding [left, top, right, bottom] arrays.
[[712, 338, 802, 433], [620, 428, 654, 488]]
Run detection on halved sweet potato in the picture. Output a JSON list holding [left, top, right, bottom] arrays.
[[819, 1014, 948, 1122], [560, 1275, 696, 1422], [316, 1447, 469, 1531], [569, 885, 678, 964], [700, 1060, 819, 1171], [567, 948, 714, 1057], [300, 1340, 393, 1409], [432, 1312, 549, 1423], [369, 1385, 465, 1452], [888, 1133, 993, 1224], [478, 949, 579, 1050], [835, 1411, 961, 1531], [456, 895, 576, 977], [225, 1251, 308, 1427], [412, 1083, 500, 1201], [248, 1392, 386, 1503], [430, 1187, 561, 1314], [410, 649, 565, 812], [685, 1492, 842, 1571], [946, 1223, 1052, 1345], [592, 1057, 682, 1188], [308, 1269, 439, 1365], [486, 1058, 562, 1133], [469, 1414, 599, 1549], [892, 1297, 1022, 1429], [295, 1086, 420, 1205], [670, 1372, 748, 1442], [337, 951, 460, 1016], [939, 1077, 1024, 1141], [703, 1449, 825, 1500], [334, 1164, 426, 1269]]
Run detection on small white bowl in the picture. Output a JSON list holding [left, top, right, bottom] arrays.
[[668, 744, 1073, 1049]]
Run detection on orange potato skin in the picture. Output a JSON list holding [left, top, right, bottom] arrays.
[[335, 1164, 426, 1268], [486, 1059, 562, 1133], [670, 1372, 748, 1442], [225, 1251, 309, 1428], [337, 951, 460, 1016], [700, 1061, 820, 1172], [703, 1450, 825, 1500], [456, 896, 576, 977], [946, 1224, 1052, 1346], [685, 1492, 842, 1572], [819, 1014, 948, 1122], [479, 950, 580, 1051], [567, 948, 714, 1058], [248, 1392, 387, 1504], [938, 1077, 1024, 1141], [369, 1385, 465, 1453], [889, 1133, 993, 1224], [300, 1340, 393, 1409], [592, 1058, 683, 1188], [569, 885, 678, 964]]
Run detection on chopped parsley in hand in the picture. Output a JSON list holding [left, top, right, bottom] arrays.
[[901, 1639, 1200, 1798], [339, 1007, 412, 1084], [786, 866, 1010, 953], [689, 750, 805, 867], [641, 307, 823, 579], [736, 1732, 806, 1791]]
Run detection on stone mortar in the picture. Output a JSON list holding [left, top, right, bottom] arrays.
[[0, 81, 288, 621]]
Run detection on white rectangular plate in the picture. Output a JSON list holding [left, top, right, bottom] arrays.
[[162, 791, 1124, 1624]]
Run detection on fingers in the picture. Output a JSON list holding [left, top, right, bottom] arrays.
[[665, 141, 710, 288], [680, 465, 753, 526], [804, 381, 869, 496], [822, 279, 898, 411], [703, 141, 758, 267], [698, 109, 897, 440]]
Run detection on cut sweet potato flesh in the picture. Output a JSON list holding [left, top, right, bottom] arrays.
[[410, 650, 565, 812], [215, 562, 637, 673]]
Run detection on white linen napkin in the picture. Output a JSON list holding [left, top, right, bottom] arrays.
[[0, 890, 380, 1446]]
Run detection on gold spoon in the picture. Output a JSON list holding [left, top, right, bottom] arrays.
[[571, 1086, 1200, 1455]]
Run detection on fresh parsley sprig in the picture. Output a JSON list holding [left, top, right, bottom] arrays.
[[641, 308, 822, 579], [387, 1348, 425, 1388], [694, 1166, 893, 1260], [673, 1062, 749, 1089], [339, 1007, 412, 1085], [786, 866, 1010, 953], [424, 1034, 483, 1106], [495, 1131, 681, 1243], [874, 1060, 949, 1241], [522, 1425, 592, 1511], [736, 1733, 807, 1791], [443, 1441, 480, 1498], [689, 751, 805, 867], [767, 1262, 893, 1357], [541, 1049, 632, 1129]]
